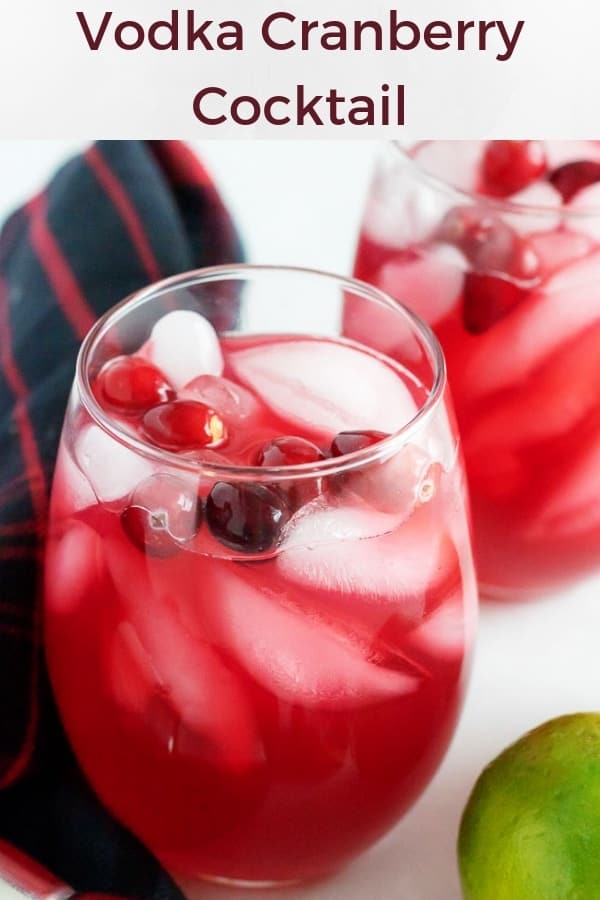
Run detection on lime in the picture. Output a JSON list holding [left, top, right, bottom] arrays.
[[459, 713, 600, 899]]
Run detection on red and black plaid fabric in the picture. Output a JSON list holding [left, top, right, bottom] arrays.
[[0, 141, 242, 897]]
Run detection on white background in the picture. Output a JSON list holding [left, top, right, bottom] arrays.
[[1, 141, 600, 900]]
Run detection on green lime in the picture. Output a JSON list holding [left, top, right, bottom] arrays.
[[459, 713, 600, 900]]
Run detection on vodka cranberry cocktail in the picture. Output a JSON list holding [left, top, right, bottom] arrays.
[[355, 141, 600, 598], [44, 267, 476, 887]]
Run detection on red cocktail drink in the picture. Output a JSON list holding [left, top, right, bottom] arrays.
[[45, 266, 476, 887], [355, 141, 600, 598]]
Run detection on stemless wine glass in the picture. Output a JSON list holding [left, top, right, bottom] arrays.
[[354, 141, 600, 600], [44, 265, 476, 890]]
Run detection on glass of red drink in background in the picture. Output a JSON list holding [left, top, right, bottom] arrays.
[[44, 265, 476, 889], [354, 141, 600, 599]]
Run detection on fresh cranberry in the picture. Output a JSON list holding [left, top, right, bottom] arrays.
[[142, 400, 227, 452], [331, 431, 389, 458], [438, 207, 538, 280], [548, 160, 600, 202], [481, 141, 546, 197], [256, 437, 328, 510], [121, 473, 201, 557], [439, 207, 537, 333], [206, 482, 290, 553], [255, 436, 327, 467], [463, 273, 526, 334], [94, 355, 174, 414]]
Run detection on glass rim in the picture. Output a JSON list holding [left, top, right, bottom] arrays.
[[76, 263, 447, 483], [392, 140, 600, 219]]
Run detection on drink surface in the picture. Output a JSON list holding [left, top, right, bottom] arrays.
[[354, 140, 600, 597], [45, 312, 475, 883]]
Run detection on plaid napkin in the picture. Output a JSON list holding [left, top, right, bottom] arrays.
[[0, 141, 243, 897]]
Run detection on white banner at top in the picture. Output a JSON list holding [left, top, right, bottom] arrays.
[[0, 0, 596, 137]]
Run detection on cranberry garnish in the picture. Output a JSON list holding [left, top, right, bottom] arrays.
[[331, 431, 389, 458], [481, 141, 546, 197], [438, 207, 538, 280], [121, 473, 201, 557], [94, 355, 174, 414], [255, 436, 327, 467], [439, 207, 538, 334], [206, 482, 291, 553], [142, 400, 227, 452], [548, 160, 600, 202], [463, 273, 526, 334], [256, 436, 328, 510]]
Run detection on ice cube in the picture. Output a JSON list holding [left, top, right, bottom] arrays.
[[465, 321, 600, 451], [506, 182, 563, 235], [109, 620, 260, 771], [568, 183, 600, 241], [105, 541, 260, 771], [52, 442, 96, 517], [361, 142, 475, 248], [545, 141, 600, 169], [228, 339, 418, 439], [378, 247, 465, 327], [410, 594, 465, 660], [280, 500, 399, 551], [411, 141, 484, 192], [109, 621, 160, 714], [45, 522, 101, 615], [528, 230, 593, 277], [75, 424, 155, 503], [461, 250, 600, 400], [526, 433, 600, 538], [362, 176, 443, 249], [141, 310, 223, 389], [278, 502, 454, 627], [181, 374, 261, 427], [212, 566, 418, 708], [337, 443, 442, 516]]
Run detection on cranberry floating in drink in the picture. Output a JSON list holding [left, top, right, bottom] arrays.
[[354, 140, 600, 597], [45, 266, 476, 887]]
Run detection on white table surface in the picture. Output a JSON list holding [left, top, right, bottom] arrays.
[[1, 140, 599, 900]]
